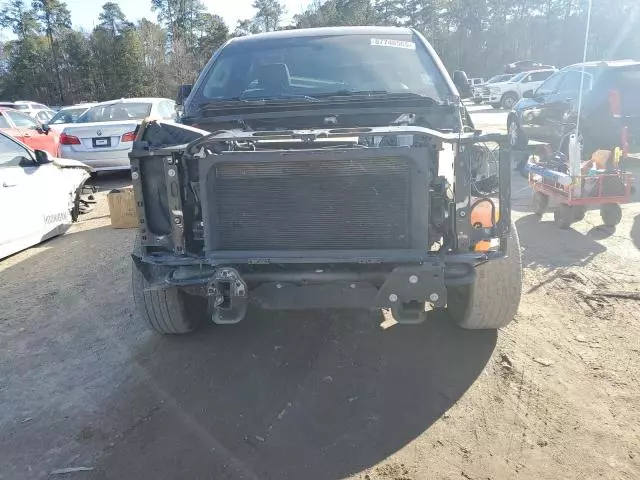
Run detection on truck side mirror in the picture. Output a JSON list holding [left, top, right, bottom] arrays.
[[176, 84, 193, 105]]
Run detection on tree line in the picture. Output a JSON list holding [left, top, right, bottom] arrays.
[[0, 0, 638, 106]]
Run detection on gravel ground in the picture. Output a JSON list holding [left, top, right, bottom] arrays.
[[1, 112, 639, 480]]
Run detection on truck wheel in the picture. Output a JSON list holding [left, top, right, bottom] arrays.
[[473, 98, 483, 105], [501, 92, 518, 110], [532, 191, 549, 215], [132, 236, 206, 334], [600, 203, 622, 227], [448, 222, 522, 330]]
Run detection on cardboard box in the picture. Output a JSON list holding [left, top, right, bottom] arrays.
[[107, 187, 138, 229]]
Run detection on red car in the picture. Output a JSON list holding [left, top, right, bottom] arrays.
[[0, 107, 60, 156]]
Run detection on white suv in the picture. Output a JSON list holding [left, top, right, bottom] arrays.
[[12, 100, 50, 118], [483, 69, 556, 109]]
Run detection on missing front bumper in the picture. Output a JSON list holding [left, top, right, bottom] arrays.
[[157, 261, 471, 325]]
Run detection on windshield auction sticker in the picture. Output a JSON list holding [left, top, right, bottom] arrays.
[[370, 38, 416, 50]]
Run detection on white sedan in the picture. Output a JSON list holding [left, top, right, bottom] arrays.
[[0, 131, 91, 260], [59, 98, 177, 172]]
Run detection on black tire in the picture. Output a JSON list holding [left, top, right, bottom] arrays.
[[573, 206, 587, 222], [490, 103, 501, 109], [554, 204, 573, 229], [473, 98, 483, 105], [448, 222, 522, 330], [600, 203, 622, 227], [508, 117, 528, 149], [501, 92, 519, 110], [532, 191, 549, 215], [132, 236, 206, 334]]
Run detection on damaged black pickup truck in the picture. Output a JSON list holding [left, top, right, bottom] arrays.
[[130, 26, 522, 334]]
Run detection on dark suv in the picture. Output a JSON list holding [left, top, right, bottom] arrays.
[[508, 60, 640, 157], [130, 27, 521, 335]]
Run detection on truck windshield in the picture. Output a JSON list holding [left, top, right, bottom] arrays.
[[199, 34, 450, 103]]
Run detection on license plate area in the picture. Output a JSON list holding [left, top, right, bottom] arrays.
[[92, 137, 111, 148]]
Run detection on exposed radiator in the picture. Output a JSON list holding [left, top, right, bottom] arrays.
[[205, 157, 412, 251]]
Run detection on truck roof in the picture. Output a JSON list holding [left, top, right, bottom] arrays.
[[229, 26, 414, 45]]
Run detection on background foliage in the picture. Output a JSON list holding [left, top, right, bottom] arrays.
[[0, 0, 638, 104]]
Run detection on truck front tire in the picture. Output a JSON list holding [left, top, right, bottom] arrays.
[[132, 236, 207, 334], [447, 222, 522, 329]]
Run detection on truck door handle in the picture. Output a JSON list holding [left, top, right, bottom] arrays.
[[22, 132, 31, 137], [2, 182, 17, 187]]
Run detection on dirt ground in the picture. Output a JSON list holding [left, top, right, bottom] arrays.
[[1, 109, 640, 480]]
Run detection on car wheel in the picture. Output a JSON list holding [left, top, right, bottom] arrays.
[[490, 103, 501, 109], [508, 117, 528, 149], [131, 235, 207, 334], [473, 98, 483, 105], [501, 92, 519, 110], [448, 221, 522, 330]]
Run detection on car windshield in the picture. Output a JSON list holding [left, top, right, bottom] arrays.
[[200, 34, 450, 102], [49, 107, 87, 124], [509, 72, 529, 82], [488, 75, 512, 83], [76, 102, 152, 123]]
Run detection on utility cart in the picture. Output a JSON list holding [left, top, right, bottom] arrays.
[[527, 142, 634, 229]]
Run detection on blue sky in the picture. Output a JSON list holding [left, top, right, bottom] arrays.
[[1, 0, 310, 39]]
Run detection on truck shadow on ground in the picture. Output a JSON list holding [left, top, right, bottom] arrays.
[[515, 214, 606, 271], [1, 221, 497, 480], [93, 308, 496, 480]]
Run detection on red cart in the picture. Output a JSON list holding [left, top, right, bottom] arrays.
[[530, 169, 634, 229]]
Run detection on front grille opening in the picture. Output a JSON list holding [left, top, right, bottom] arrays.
[[206, 157, 412, 251]]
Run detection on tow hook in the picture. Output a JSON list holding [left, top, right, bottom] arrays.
[[374, 264, 447, 324], [206, 268, 248, 324]]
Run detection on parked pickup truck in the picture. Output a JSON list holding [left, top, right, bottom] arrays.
[[130, 26, 522, 335], [483, 69, 556, 109]]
